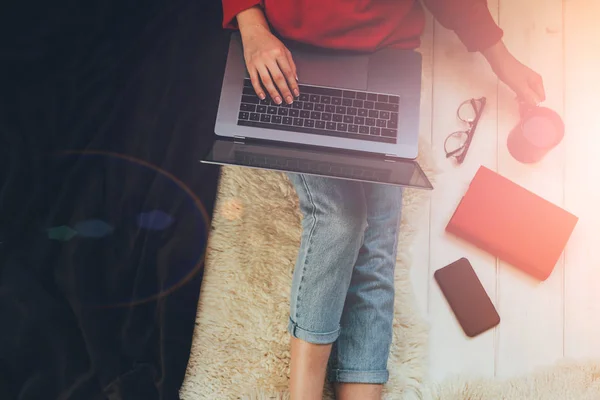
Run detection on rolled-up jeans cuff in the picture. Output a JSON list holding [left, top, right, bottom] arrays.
[[327, 368, 389, 384], [287, 318, 340, 345]]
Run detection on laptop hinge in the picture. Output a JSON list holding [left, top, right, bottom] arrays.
[[233, 135, 245, 144], [384, 154, 397, 162]]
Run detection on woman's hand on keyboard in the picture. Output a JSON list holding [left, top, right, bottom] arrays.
[[236, 6, 299, 105]]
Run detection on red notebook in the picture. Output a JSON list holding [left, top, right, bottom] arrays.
[[446, 166, 578, 281]]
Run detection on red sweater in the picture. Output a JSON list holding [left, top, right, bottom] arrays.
[[221, 0, 503, 53]]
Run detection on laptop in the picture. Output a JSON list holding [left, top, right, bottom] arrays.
[[201, 32, 433, 190]]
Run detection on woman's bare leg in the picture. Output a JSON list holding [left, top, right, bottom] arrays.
[[289, 337, 332, 400], [334, 383, 383, 400]]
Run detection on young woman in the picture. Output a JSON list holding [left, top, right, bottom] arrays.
[[220, 1, 545, 399]]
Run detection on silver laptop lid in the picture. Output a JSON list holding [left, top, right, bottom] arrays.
[[202, 138, 432, 190]]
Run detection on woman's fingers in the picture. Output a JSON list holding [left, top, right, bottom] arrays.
[[521, 88, 542, 107], [529, 73, 546, 104], [277, 54, 299, 99], [286, 49, 299, 84], [248, 68, 266, 100], [267, 59, 294, 104], [246, 44, 299, 104], [256, 64, 282, 104], [511, 74, 544, 106], [514, 79, 541, 106]]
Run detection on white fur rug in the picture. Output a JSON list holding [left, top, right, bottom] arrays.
[[180, 138, 600, 399]]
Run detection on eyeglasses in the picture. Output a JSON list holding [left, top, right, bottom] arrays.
[[444, 97, 487, 164]]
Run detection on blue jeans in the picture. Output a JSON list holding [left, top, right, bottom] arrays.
[[286, 173, 403, 384]]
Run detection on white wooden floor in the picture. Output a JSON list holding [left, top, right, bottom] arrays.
[[409, 0, 600, 382]]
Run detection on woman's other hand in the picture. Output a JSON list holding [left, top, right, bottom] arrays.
[[483, 40, 546, 106], [237, 7, 299, 104]]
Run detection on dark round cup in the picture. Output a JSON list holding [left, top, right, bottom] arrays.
[[507, 104, 564, 164]]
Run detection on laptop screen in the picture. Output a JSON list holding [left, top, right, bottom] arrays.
[[202, 139, 432, 190]]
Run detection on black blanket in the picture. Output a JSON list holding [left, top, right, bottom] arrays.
[[0, 1, 226, 399]]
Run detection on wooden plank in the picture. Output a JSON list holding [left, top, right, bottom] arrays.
[[426, 1, 500, 381], [409, 8, 434, 318], [494, 0, 565, 378], [563, 0, 600, 360]]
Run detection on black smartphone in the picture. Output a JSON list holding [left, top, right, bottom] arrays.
[[434, 258, 500, 337]]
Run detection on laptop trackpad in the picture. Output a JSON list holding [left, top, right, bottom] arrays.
[[286, 43, 369, 91]]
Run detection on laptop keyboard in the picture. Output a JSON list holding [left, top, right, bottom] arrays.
[[235, 150, 391, 181], [237, 79, 399, 144]]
